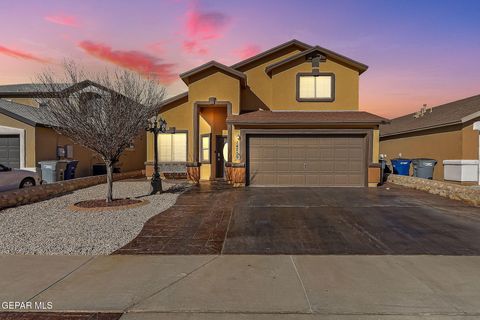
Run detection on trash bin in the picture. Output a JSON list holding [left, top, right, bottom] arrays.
[[391, 158, 411, 176], [38, 160, 68, 183], [64, 160, 79, 180], [412, 158, 437, 179], [379, 159, 387, 185]]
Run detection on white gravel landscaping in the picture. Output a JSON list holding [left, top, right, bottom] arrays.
[[0, 180, 188, 255]]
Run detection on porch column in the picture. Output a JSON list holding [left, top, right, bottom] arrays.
[[227, 124, 233, 163], [193, 103, 199, 163]]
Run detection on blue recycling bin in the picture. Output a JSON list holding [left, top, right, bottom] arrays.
[[391, 158, 411, 176], [64, 160, 79, 180]]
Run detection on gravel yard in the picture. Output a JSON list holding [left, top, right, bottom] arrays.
[[0, 180, 188, 255]]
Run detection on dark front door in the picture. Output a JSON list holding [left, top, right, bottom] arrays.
[[215, 136, 227, 178]]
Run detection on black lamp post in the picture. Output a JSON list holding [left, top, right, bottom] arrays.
[[147, 116, 169, 195]]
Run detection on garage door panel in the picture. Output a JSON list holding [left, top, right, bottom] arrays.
[[248, 135, 366, 187], [276, 147, 290, 159], [334, 148, 349, 158], [0, 135, 20, 168]]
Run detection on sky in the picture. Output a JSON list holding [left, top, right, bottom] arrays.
[[0, 0, 479, 118]]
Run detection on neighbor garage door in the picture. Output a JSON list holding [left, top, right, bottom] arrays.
[[248, 135, 366, 186], [0, 134, 20, 168]]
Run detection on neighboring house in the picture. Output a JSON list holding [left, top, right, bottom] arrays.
[[147, 39, 388, 187], [0, 82, 146, 177], [380, 94, 480, 181]]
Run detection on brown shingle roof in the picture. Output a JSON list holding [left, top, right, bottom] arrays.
[[380, 94, 480, 137], [227, 110, 389, 125]]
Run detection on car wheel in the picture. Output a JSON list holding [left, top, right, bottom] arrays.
[[20, 178, 36, 188]]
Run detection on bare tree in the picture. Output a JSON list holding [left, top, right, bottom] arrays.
[[37, 62, 165, 202]]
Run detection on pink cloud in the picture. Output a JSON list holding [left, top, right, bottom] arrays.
[[185, 5, 230, 40], [78, 41, 177, 84], [182, 40, 208, 55], [181, 2, 230, 55], [235, 44, 261, 59], [44, 14, 79, 27], [0, 45, 50, 63], [148, 41, 165, 55]]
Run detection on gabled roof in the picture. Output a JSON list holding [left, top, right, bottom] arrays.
[[0, 83, 71, 98], [161, 39, 368, 109], [230, 39, 312, 70], [265, 46, 368, 75], [380, 94, 480, 137], [227, 110, 389, 125], [179, 61, 247, 86], [0, 80, 114, 98], [0, 99, 51, 126]]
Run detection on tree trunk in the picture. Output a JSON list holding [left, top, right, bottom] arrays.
[[106, 161, 113, 203]]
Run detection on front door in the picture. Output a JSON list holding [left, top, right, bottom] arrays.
[[215, 136, 227, 178]]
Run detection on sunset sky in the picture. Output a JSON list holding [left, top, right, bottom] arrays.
[[0, 0, 479, 118]]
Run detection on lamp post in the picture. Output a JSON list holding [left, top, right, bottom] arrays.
[[147, 116, 168, 195]]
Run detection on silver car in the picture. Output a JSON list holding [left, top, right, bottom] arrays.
[[0, 164, 42, 192]]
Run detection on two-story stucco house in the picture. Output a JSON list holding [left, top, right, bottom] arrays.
[[146, 40, 389, 187]]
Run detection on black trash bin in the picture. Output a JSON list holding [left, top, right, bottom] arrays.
[[64, 160, 79, 180], [412, 158, 437, 179]]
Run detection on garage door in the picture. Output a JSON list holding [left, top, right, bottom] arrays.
[[248, 135, 366, 187], [0, 135, 20, 168]]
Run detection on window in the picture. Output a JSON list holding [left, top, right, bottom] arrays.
[[158, 132, 187, 162], [297, 73, 335, 101], [200, 134, 211, 163]]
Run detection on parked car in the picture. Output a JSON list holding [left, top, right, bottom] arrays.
[[0, 164, 42, 192]]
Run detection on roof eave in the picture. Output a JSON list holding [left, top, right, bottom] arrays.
[[227, 120, 387, 126], [380, 120, 462, 138], [0, 108, 40, 127], [230, 39, 312, 70], [180, 61, 247, 86], [264, 45, 369, 75]]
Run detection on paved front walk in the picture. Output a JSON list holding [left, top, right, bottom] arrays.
[[1, 255, 479, 319]]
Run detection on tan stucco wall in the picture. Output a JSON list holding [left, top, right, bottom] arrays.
[[270, 59, 359, 110], [239, 47, 303, 111], [372, 128, 379, 163], [380, 125, 465, 181], [462, 121, 479, 159], [189, 70, 241, 115], [36, 128, 146, 178], [0, 113, 36, 167]]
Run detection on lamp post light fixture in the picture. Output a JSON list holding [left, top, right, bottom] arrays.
[[147, 116, 169, 195]]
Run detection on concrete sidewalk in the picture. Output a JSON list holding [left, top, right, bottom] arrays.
[[1, 255, 479, 319]]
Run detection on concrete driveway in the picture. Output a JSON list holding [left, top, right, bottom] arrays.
[[117, 183, 480, 255]]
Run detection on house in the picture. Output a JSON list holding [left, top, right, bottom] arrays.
[[146, 39, 388, 187], [380, 94, 480, 181], [0, 82, 146, 177]]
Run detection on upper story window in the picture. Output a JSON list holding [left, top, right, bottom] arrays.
[[296, 72, 335, 102]]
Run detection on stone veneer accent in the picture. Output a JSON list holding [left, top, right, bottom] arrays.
[[387, 174, 480, 206], [0, 170, 144, 209], [186, 164, 200, 184], [226, 163, 246, 187]]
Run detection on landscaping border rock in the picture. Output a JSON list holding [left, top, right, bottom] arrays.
[[0, 170, 143, 210], [387, 174, 480, 206]]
